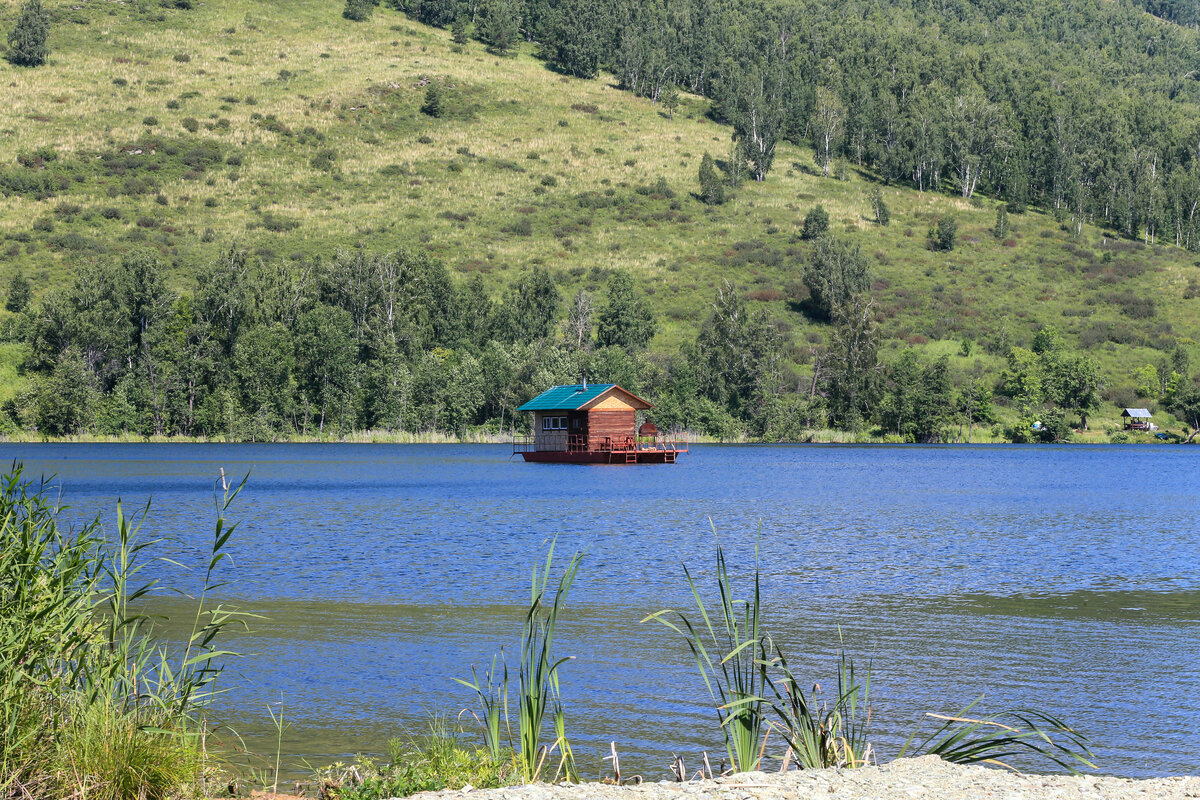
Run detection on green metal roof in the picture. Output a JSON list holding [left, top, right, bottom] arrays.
[[517, 384, 617, 411]]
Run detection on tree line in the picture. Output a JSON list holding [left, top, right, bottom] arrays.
[[7, 239, 1182, 443], [377, 0, 1200, 250]]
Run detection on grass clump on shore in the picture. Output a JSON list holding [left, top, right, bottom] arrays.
[[0, 466, 247, 800], [321, 718, 516, 800]]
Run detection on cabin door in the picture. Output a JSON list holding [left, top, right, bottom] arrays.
[[568, 411, 588, 449]]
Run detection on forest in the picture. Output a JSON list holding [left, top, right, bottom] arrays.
[[4, 241, 1195, 443], [386, 0, 1200, 249]]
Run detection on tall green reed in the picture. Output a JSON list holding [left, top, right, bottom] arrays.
[[0, 465, 250, 800], [0, 468, 103, 795], [643, 537, 770, 774], [458, 539, 582, 783], [457, 654, 509, 763]]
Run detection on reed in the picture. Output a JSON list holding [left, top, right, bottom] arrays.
[[516, 541, 582, 782], [898, 698, 1096, 773], [0, 465, 247, 800], [458, 538, 582, 783], [765, 646, 873, 769], [456, 653, 509, 763], [643, 532, 770, 774]]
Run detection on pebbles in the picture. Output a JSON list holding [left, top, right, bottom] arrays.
[[403, 757, 1200, 800]]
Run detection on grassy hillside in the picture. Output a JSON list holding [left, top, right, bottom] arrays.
[[1, 0, 1198, 434]]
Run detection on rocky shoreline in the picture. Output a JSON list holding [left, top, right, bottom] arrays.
[[406, 757, 1200, 800]]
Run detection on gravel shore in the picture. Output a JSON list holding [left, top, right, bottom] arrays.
[[407, 757, 1200, 800]]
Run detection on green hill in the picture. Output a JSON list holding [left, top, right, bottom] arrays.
[[1, 0, 1199, 440]]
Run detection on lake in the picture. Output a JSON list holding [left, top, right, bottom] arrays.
[[3, 443, 1198, 779]]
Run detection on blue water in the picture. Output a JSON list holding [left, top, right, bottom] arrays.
[[4, 443, 1198, 778]]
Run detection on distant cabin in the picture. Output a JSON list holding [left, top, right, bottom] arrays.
[[513, 383, 686, 464], [1122, 408, 1154, 430]]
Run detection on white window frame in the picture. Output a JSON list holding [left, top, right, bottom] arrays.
[[542, 415, 567, 431]]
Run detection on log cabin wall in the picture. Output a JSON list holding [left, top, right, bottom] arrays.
[[587, 410, 636, 446]]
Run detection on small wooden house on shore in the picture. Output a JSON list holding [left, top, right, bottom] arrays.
[[1122, 408, 1155, 431], [513, 383, 687, 464]]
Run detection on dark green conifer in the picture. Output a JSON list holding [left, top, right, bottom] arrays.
[[7, 0, 50, 67], [698, 152, 725, 205], [420, 82, 445, 117]]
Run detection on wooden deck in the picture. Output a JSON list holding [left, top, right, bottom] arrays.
[[513, 432, 688, 464]]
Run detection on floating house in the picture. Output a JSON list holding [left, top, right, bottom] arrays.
[[513, 383, 687, 464], [1122, 408, 1155, 431]]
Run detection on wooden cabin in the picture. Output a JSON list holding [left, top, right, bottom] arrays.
[[1122, 408, 1155, 431], [513, 383, 687, 464]]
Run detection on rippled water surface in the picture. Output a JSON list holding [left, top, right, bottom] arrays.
[[4, 443, 1198, 778]]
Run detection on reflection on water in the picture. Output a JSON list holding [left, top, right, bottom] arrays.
[[3, 443, 1199, 778]]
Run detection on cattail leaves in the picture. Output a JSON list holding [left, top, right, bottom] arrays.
[[643, 529, 770, 774], [458, 538, 582, 784]]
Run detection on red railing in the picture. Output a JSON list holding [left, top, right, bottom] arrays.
[[512, 432, 689, 454]]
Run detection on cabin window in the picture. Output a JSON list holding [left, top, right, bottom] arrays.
[[542, 416, 567, 431]]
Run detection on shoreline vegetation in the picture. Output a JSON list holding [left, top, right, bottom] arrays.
[[0, 427, 1188, 444]]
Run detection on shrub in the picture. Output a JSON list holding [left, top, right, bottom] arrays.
[[930, 216, 957, 251], [0, 167, 55, 198], [48, 232, 100, 252], [259, 211, 300, 232], [801, 204, 829, 240], [172, 52, 190, 62], [17, 146, 56, 167], [504, 218, 532, 236], [1109, 290, 1156, 319], [308, 148, 337, 171], [143, 116, 160, 127], [343, 0, 373, 21], [182, 144, 223, 169]]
